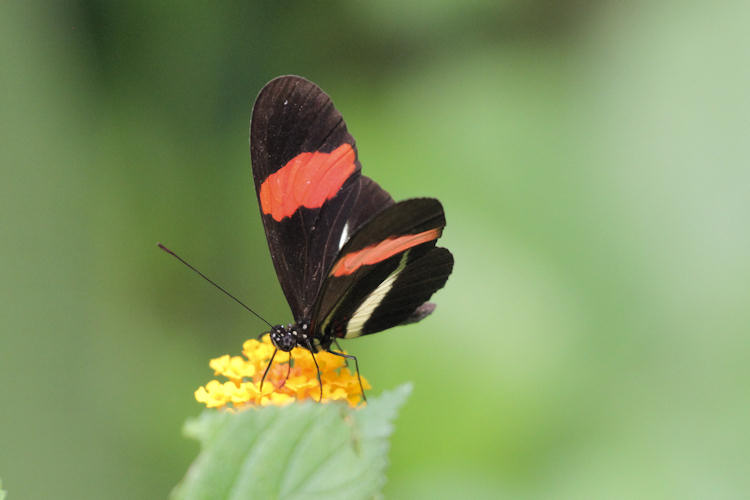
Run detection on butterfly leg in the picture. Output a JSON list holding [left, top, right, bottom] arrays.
[[259, 347, 278, 393], [332, 339, 349, 368], [277, 351, 292, 389], [327, 349, 367, 403], [280, 352, 292, 388], [304, 339, 324, 402]]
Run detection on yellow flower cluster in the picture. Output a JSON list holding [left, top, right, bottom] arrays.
[[194, 334, 370, 409]]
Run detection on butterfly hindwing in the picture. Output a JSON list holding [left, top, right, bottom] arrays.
[[349, 246, 453, 336], [250, 76, 393, 321], [312, 198, 452, 339]]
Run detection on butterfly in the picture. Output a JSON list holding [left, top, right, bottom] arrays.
[[249, 75, 454, 399]]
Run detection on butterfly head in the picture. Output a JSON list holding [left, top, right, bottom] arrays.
[[269, 321, 315, 352], [269, 324, 296, 352]]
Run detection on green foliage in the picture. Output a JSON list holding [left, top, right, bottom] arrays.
[[0, 478, 5, 500], [172, 384, 411, 500]]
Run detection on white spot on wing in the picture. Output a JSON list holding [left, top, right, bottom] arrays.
[[338, 222, 350, 250], [344, 252, 409, 338]]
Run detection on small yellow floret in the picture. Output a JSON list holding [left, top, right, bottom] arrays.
[[195, 335, 369, 409], [209, 355, 256, 381]]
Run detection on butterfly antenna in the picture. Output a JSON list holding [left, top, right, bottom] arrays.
[[157, 243, 273, 328]]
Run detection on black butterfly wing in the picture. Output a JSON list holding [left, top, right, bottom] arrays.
[[312, 198, 453, 339], [250, 75, 393, 321]]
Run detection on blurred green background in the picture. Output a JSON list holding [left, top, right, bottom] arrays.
[[2, 1, 749, 498]]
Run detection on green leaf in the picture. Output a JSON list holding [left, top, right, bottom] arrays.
[[172, 384, 412, 500], [0, 477, 6, 500]]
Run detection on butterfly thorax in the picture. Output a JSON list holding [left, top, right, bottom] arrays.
[[269, 320, 329, 353]]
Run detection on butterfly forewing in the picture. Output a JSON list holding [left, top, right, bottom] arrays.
[[250, 76, 392, 321]]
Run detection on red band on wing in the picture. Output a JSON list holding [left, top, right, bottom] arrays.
[[330, 228, 441, 277], [259, 143, 356, 221]]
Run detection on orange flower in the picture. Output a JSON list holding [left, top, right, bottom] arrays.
[[194, 335, 370, 409]]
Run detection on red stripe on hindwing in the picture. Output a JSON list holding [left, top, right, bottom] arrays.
[[259, 143, 356, 221], [330, 228, 442, 277]]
